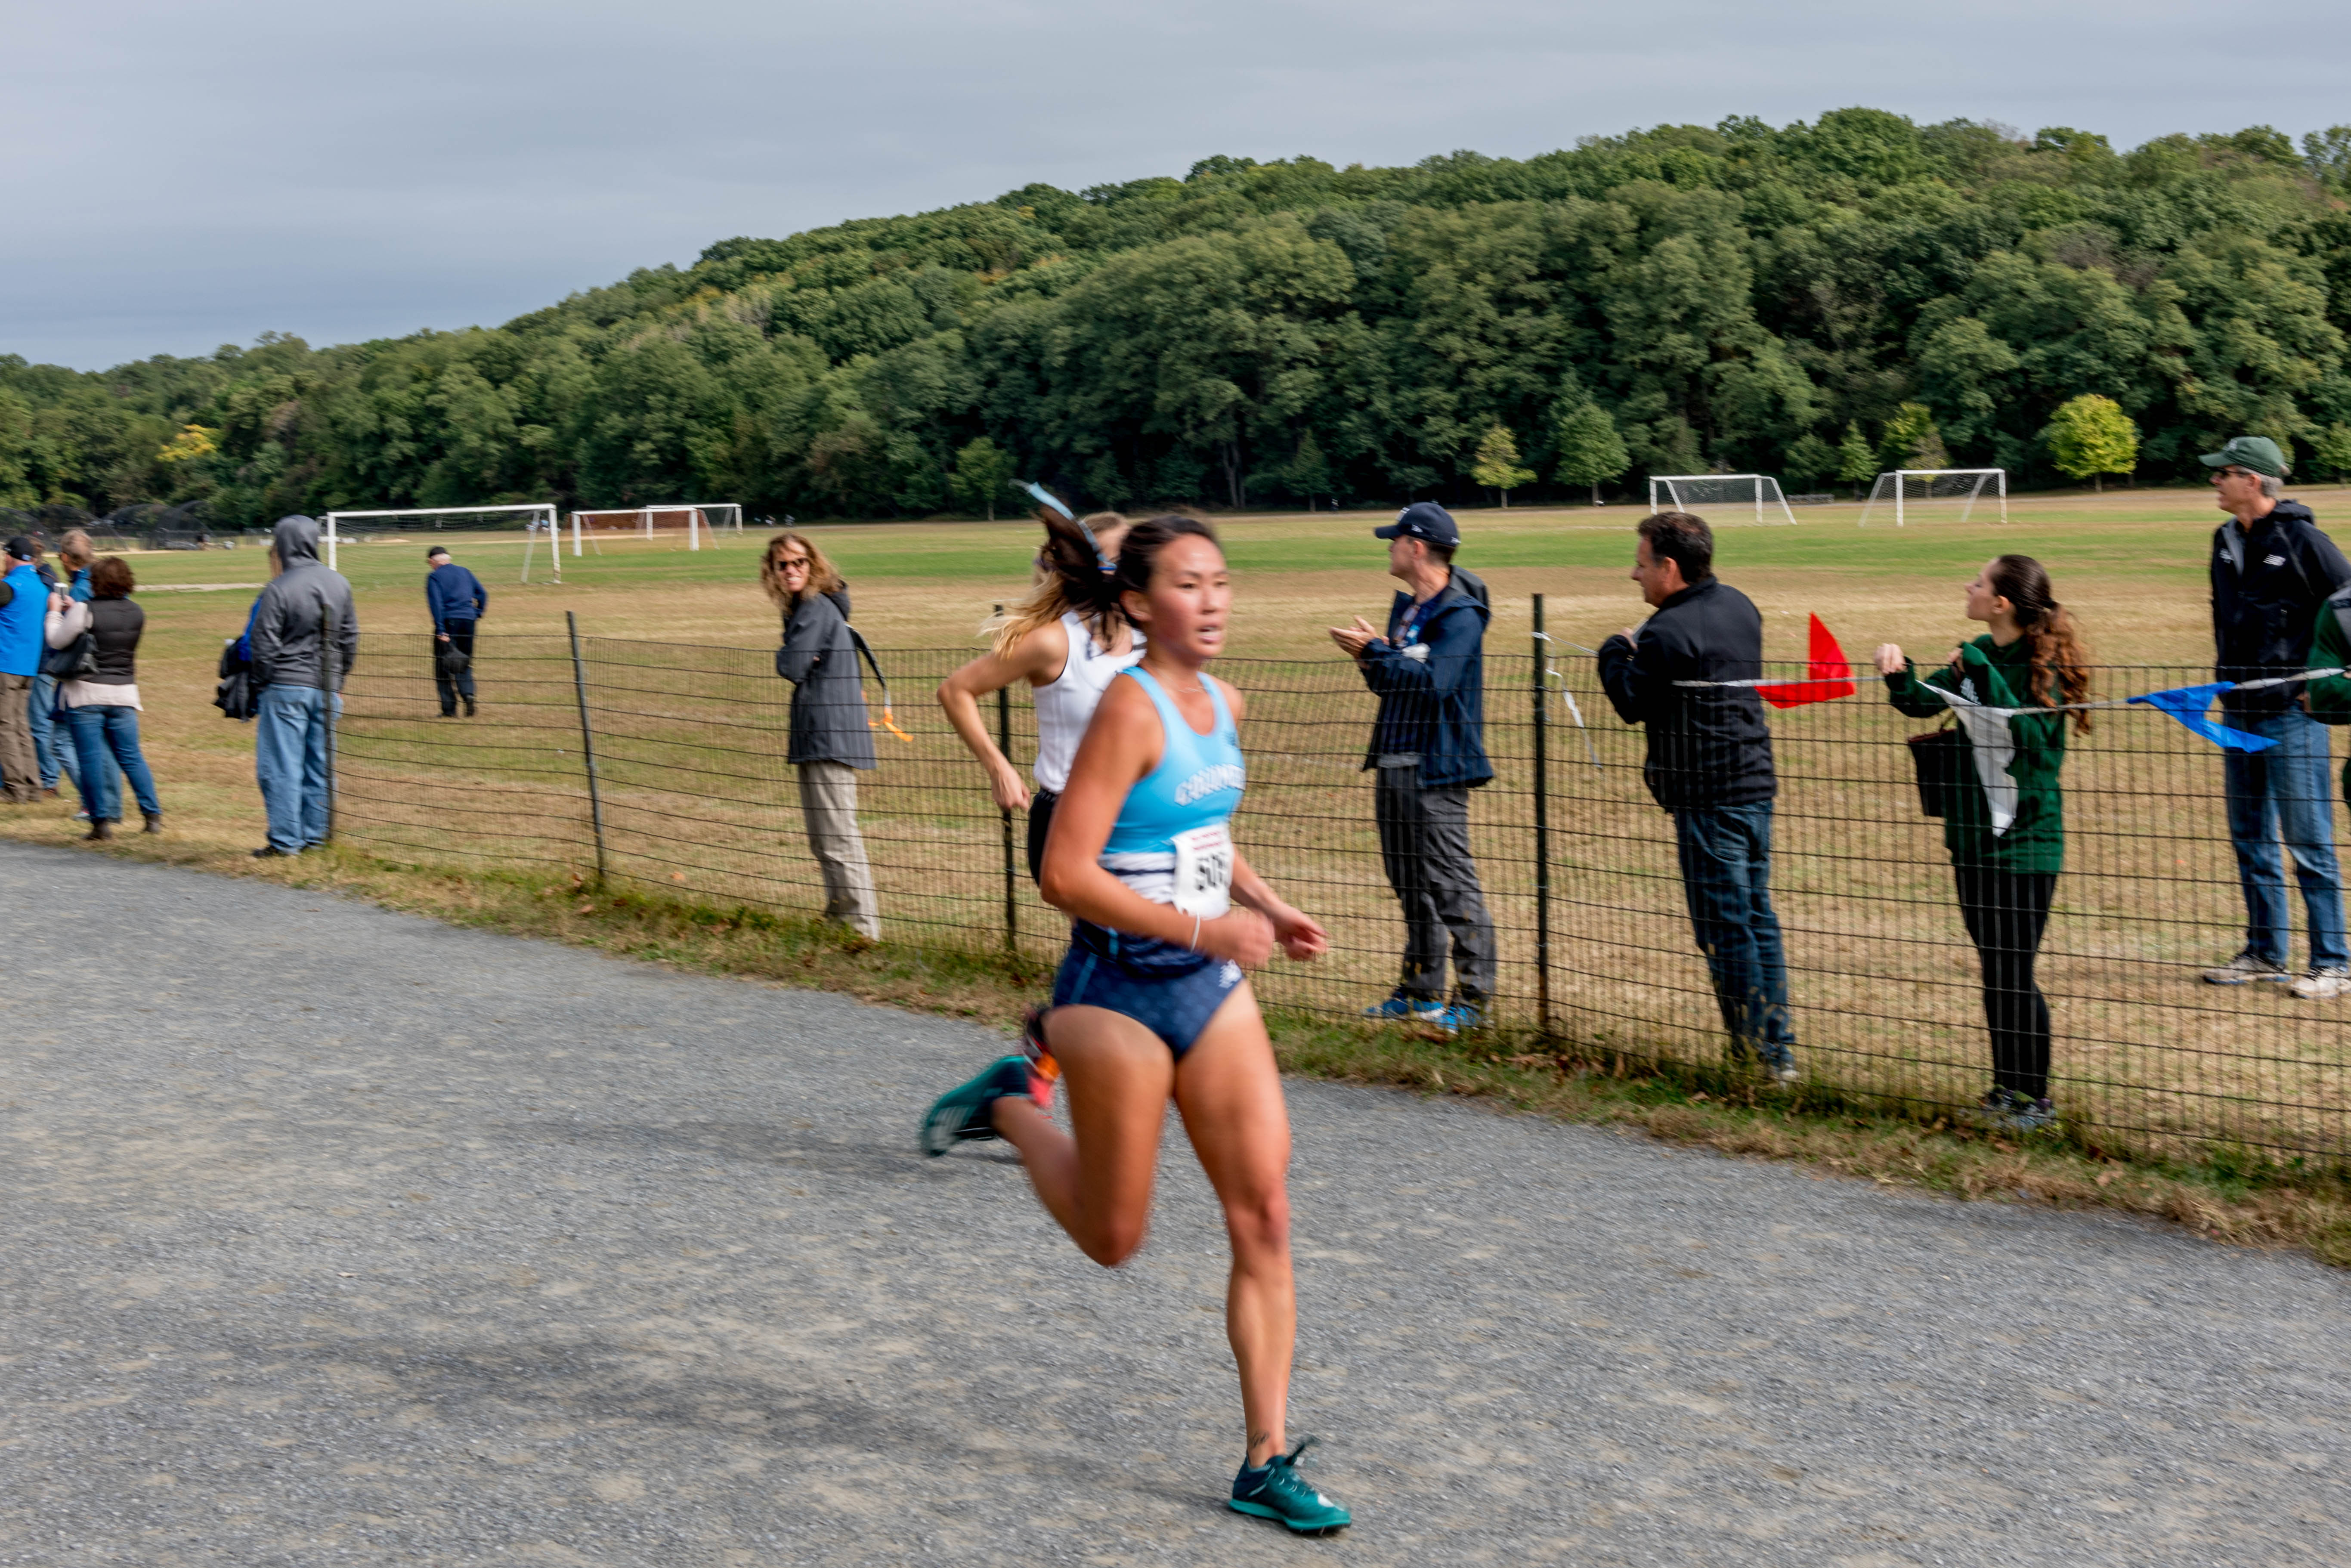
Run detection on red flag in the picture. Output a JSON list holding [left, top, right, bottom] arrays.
[[1757, 614, 1858, 708]]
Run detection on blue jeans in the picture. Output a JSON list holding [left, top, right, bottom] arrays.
[[63, 705, 159, 821], [30, 673, 78, 792], [1671, 802, 1797, 1064], [255, 685, 338, 852], [2221, 706, 2348, 969]]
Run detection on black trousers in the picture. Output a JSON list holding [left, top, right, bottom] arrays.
[[1952, 865, 2057, 1101], [435, 621, 477, 714], [1027, 788, 1058, 884], [1374, 767, 1497, 1003]]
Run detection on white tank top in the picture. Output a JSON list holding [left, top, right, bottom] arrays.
[[1031, 610, 1142, 793]]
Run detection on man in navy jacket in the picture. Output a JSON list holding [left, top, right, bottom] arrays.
[[425, 547, 487, 717], [1330, 503, 1496, 1030], [1598, 510, 1799, 1082]]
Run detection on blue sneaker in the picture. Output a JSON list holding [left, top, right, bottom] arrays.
[[1426, 1000, 1485, 1034], [919, 1055, 1033, 1157], [1363, 992, 1443, 1022], [1230, 1437, 1350, 1534]]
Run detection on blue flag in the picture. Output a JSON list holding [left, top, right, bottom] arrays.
[[2128, 683, 2277, 752]]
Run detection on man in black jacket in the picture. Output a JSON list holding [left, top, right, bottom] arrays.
[[1330, 503, 1496, 1031], [2197, 436, 2351, 997], [1597, 512, 1798, 1081]]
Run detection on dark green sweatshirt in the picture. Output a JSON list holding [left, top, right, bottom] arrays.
[[1884, 634, 2069, 875], [2304, 588, 2351, 800]]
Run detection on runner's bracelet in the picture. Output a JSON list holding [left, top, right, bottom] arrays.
[[1190, 914, 1201, 951]]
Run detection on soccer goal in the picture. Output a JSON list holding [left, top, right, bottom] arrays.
[[1646, 474, 1799, 526], [565, 503, 743, 556], [320, 503, 563, 581], [1858, 469, 2008, 527]]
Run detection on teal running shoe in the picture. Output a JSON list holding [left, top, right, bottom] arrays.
[[919, 1054, 1032, 1157], [1427, 1000, 1485, 1034], [1229, 1436, 1350, 1534]]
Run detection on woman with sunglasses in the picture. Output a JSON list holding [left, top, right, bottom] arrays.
[[762, 531, 879, 938], [919, 516, 1350, 1535]]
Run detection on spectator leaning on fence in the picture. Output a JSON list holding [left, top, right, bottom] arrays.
[[1597, 511, 1800, 1083], [1328, 501, 1497, 1033], [764, 531, 881, 940], [44, 557, 162, 841], [248, 515, 359, 859], [424, 546, 487, 718], [1878, 557, 2090, 1133], [2199, 435, 2351, 997]]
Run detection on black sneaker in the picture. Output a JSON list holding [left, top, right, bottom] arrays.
[[1229, 1437, 1350, 1534], [919, 1055, 1033, 1157]]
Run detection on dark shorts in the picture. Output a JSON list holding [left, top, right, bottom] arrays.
[[1027, 788, 1058, 884], [1050, 921, 1244, 1058]]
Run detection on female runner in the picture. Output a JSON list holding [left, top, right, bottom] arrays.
[[919, 515, 1351, 1535], [936, 504, 1137, 884]]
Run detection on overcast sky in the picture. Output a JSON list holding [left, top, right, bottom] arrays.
[[6, 0, 2348, 371]]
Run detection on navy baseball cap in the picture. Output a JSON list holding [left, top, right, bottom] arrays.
[[3, 536, 34, 561], [1374, 502, 1459, 547]]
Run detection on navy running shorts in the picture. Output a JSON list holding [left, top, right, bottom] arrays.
[[1051, 922, 1246, 1058]]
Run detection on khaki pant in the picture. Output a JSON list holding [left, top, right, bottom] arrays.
[[797, 759, 879, 938], [0, 674, 37, 803]]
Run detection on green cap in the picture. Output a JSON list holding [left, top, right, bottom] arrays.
[[2199, 435, 2288, 477]]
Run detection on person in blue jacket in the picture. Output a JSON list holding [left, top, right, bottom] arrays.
[[0, 537, 46, 801], [1328, 503, 1496, 1031], [424, 546, 487, 717]]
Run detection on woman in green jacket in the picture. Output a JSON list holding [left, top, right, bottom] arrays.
[[1876, 555, 2091, 1132]]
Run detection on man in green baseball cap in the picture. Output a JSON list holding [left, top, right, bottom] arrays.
[[2199, 434, 2351, 999]]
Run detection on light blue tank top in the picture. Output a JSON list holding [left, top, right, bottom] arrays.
[[1101, 666, 1245, 863]]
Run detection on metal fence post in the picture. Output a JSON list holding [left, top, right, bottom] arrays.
[[1532, 594, 1552, 1037], [996, 606, 1017, 951], [566, 612, 609, 886], [322, 607, 339, 844]]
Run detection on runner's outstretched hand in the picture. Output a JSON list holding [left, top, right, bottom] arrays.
[[1263, 902, 1328, 962]]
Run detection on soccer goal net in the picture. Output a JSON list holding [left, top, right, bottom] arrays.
[[566, 503, 743, 554], [1646, 474, 1799, 526], [1857, 469, 2008, 527], [320, 504, 563, 580]]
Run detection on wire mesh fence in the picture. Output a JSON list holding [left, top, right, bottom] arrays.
[[331, 621, 2351, 1169]]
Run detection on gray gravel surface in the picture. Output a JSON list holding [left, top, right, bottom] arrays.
[[2, 840, 2347, 1566]]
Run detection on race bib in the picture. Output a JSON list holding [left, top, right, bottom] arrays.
[[1169, 823, 1234, 919]]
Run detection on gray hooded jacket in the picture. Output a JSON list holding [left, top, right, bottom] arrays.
[[251, 515, 359, 691]]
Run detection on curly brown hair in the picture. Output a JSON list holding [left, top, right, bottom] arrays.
[[90, 556, 136, 599], [1987, 554, 2092, 733], [758, 531, 844, 608]]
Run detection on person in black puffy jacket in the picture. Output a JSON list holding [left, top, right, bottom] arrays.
[[2196, 435, 2351, 996], [43, 556, 161, 840], [1597, 512, 1798, 1082]]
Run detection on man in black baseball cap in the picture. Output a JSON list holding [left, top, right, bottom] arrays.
[[2198, 435, 2351, 998], [1330, 503, 1496, 1030]]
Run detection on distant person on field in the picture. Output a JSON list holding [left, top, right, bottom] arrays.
[[2198, 436, 2351, 999], [425, 545, 486, 717], [764, 531, 880, 940], [1328, 502, 1497, 1032], [248, 515, 359, 858], [44, 557, 162, 841], [0, 538, 45, 802], [1878, 556, 2090, 1133], [938, 508, 1136, 882], [1597, 511, 1799, 1083]]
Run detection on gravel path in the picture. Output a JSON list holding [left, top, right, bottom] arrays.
[[2, 840, 2346, 1566]]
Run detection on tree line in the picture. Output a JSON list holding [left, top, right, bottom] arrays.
[[7, 109, 2351, 530]]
